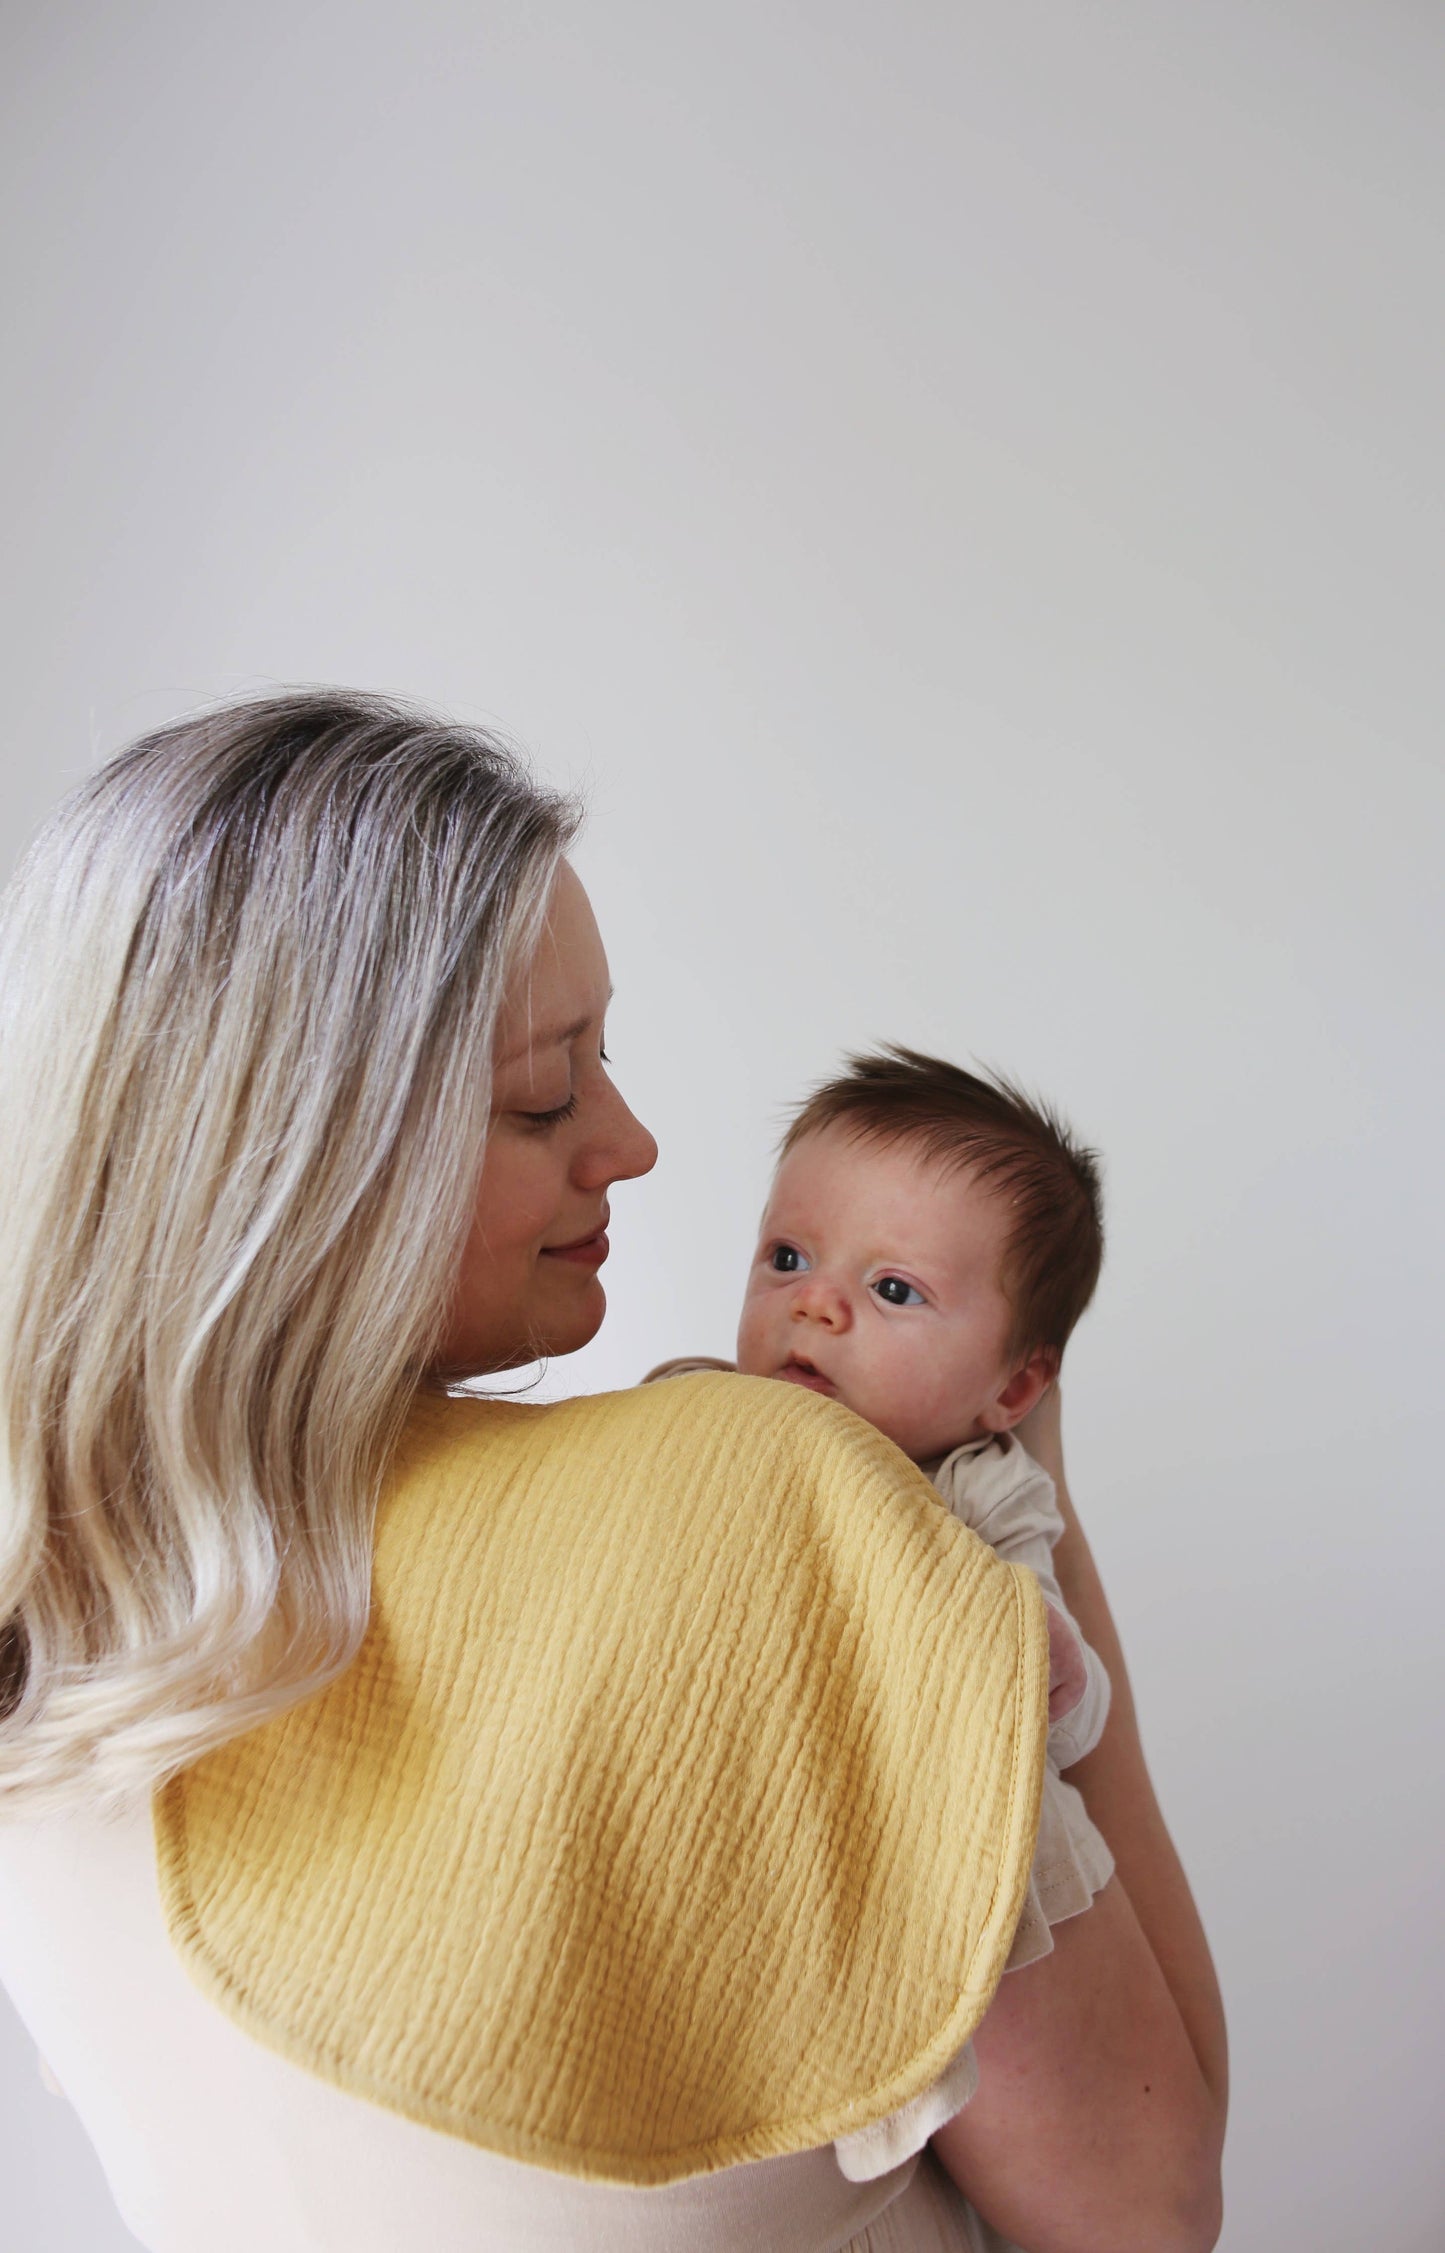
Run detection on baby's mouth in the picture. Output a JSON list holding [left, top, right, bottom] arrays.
[[778, 1354, 838, 1398]]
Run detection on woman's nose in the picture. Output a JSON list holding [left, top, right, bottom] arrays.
[[619, 1106, 660, 1183], [577, 1085, 658, 1189]]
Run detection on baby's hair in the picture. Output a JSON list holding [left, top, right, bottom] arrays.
[[779, 1045, 1104, 1367]]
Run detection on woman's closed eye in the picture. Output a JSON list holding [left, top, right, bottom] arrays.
[[871, 1274, 925, 1307], [517, 1032, 609, 1130], [520, 1093, 579, 1131]]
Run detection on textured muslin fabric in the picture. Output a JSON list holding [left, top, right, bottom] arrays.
[[155, 1373, 1049, 2186], [644, 1363, 1115, 1986], [636, 1365, 1117, 2249]]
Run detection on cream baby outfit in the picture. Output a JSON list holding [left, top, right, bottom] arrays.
[[927, 1428, 1111, 1775], [0, 1374, 1109, 2250]]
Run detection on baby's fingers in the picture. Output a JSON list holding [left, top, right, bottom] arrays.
[[1045, 1603, 1088, 1722]]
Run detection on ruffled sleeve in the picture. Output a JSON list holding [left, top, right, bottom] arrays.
[[833, 2038, 980, 2181], [1000, 1767, 1114, 1973]]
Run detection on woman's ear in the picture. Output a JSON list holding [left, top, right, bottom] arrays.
[[977, 1347, 1059, 1434]]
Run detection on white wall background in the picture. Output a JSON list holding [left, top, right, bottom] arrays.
[[1, 4, 1441, 2246]]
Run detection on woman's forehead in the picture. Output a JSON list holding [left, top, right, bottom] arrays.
[[495, 864, 611, 1065]]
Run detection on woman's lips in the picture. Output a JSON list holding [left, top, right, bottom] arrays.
[[542, 1227, 610, 1267]]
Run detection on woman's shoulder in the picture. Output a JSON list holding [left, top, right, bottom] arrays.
[[397, 1372, 950, 1534], [385, 1375, 1037, 1705]]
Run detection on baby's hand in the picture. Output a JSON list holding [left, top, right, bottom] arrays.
[[1045, 1603, 1087, 1724]]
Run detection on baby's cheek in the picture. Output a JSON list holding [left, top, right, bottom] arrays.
[[734, 1296, 771, 1376], [897, 1345, 966, 1420], [881, 1346, 990, 1456], [855, 1344, 943, 1438]]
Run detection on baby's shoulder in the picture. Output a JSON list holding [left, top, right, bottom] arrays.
[[932, 1430, 1061, 1539], [641, 1353, 739, 1384]]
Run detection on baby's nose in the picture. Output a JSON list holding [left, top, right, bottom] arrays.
[[792, 1276, 851, 1330]]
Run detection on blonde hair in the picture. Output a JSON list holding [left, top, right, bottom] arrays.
[[0, 687, 578, 1814]]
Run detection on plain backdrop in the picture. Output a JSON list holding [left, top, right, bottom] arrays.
[[1, 4, 1442, 2248]]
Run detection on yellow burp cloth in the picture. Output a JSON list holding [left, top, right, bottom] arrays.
[[155, 1373, 1048, 2183]]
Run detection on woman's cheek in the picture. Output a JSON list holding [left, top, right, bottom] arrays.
[[521, 1126, 567, 1206], [478, 1140, 554, 1262]]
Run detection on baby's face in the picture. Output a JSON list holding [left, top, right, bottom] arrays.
[[736, 1127, 1034, 1463]]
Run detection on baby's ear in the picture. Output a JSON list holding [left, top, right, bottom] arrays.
[[978, 1347, 1058, 1434]]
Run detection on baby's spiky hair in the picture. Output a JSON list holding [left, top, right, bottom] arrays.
[[780, 1045, 1104, 1366]]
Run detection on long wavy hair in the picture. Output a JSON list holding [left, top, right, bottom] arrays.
[[0, 688, 578, 1814]]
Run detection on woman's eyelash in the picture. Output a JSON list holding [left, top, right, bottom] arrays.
[[518, 1038, 607, 1128], [523, 1095, 579, 1130]]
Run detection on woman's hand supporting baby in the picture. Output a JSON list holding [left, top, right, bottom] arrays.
[[1025, 1383, 1229, 2129]]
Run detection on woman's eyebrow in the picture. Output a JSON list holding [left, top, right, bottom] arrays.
[[497, 990, 614, 1068]]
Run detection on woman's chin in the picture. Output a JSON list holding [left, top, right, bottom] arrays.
[[536, 1279, 607, 1360], [431, 1282, 607, 1382]]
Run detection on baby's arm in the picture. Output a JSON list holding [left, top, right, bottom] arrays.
[[1006, 1522, 1112, 1769], [1045, 1601, 1090, 1726], [950, 1451, 1111, 1770]]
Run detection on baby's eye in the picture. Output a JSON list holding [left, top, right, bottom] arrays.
[[872, 1274, 925, 1308], [768, 1243, 810, 1274]]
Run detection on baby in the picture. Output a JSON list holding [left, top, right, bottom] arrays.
[[651, 1044, 1110, 1771]]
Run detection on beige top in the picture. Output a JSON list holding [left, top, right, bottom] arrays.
[[0, 1770, 1108, 2252]]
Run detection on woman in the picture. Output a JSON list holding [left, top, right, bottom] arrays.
[[0, 689, 1225, 2251]]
